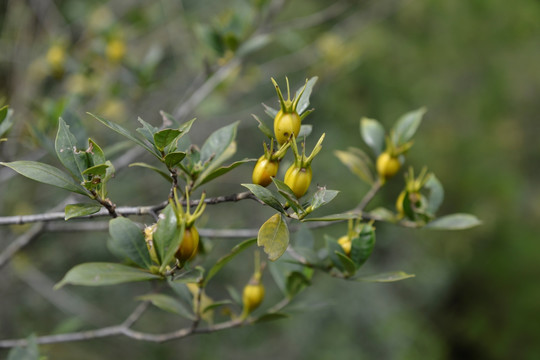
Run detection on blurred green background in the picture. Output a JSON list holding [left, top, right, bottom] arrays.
[[1, 0, 539, 359]]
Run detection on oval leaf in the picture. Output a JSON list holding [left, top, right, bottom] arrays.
[[164, 151, 186, 169], [200, 121, 238, 165], [154, 204, 183, 271], [425, 213, 481, 230], [137, 293, 195, 320], [0, 161, 87, 196], [87, 112, 161, 159], [64, 203, 102, 220], [425, 174, 444, 215], [258, 214, 289, 261], [334, 149, 374, 184], [350, 224, 376, 268], [55, 118, 88, 180], [391, 108, 426, 146], [55, 262, 160, 288], [295, 76, 318, 115], [242, 183, 285, 213], [109, 217, 152, 269], [286, 271, 311, 299], [360, 117, 386, 156], [154, 129, 181, 151]]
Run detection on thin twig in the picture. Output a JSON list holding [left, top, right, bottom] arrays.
[[355, 179, 382, 212], [0, 192, 259, 226], [0, 223, 44, 269]]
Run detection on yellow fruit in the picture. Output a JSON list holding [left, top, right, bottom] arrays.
[[242, 283, 265, 314], [46, 45, 66, 74], [252, 156, 279, 187], [175, 226, 199, 263], [284, 165, 312, 198], [274, 110, 301, 145], [106, 39, 126, 63], [376, 152, 401, 179], [337, 235, 352, 256]]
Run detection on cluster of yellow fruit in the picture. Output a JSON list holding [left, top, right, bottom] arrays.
[[252, 78, 324, 198], [144, 190, 206, 270]]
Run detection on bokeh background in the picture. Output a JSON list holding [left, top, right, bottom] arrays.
[[1, 0, 539, 359]]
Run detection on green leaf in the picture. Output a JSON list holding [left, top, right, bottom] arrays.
[[136, 117, 158, 144], [303, 212, 360, 222], [88, 138, 106, 165], [82, 163, 109, 177], [154, 129, 182, 152], [350, 224, 375, 268], [198, 158, 255, 186], [252, 114, 273, 139], [55, 118, 88, 180], [425, 174, 444, 215], [109, 217, 152, 269], [204, 238, 256, 286], [325, 235, 345, 271], [360, 117, 386, 156], [336, 251, 356, 275], [286, 271, 310, 298], [298, 124, 312, 138], [178, 117, 196, 135], [129, 162, 171, 182], [258, 214, 289, 261], [425, 213, 481, 230], [226, 285, 242, 305], [64, 203, 102, 220], [87, 112, 161, 159], [334, 148, 374, 184], [137, 293, 195, 320], [168, 280, 194, 306], [55, 262, 160, 288], [164, 152, 186, 168], [368, 207, 396, 222], [354, 271, 415, 283], [7, 334, 39, 360], [202, 300, 233, 314], [154, 204, 183, 271], [271, 178, 303, 213], [391, 108, 426, 146], [200, 121, 238, 165], [0, 106, 14, 138], [242, 183, 285, 213], [255, 312, 289, 323], [262, 103, 278, 119], [295, 76, 318, 115], [309, 188, 339, 211], [0, 161, 87, 196]]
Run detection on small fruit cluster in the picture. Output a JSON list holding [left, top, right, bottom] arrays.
[[252, 78, 324, 198], [144, 189, 206, 270]]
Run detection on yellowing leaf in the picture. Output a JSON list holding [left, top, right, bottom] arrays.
[[257, 214, 289, 261]]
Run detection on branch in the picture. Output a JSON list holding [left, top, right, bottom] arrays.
[[355, 179, 382, 212], [0, 223, 44, 269], [0, 192, 259, 226]]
